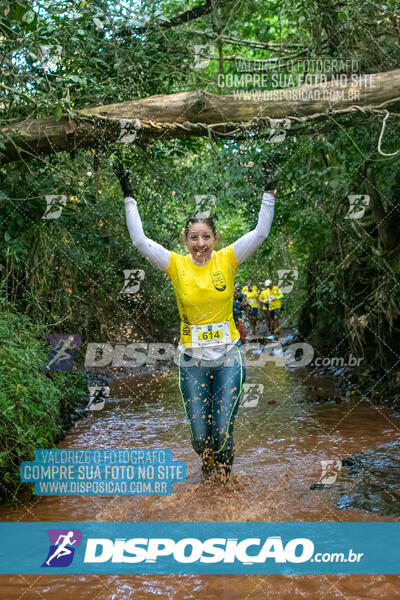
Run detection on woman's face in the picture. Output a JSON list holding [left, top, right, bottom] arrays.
[[184, 222, 216, 264]]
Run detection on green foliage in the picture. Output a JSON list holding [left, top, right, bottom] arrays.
[[0, 297, 86, 502]]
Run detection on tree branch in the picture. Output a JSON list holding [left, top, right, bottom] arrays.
[[118, 0, 224, 37], [1, 69, 400, 163]]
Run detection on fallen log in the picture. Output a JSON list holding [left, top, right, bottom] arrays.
[[1, 69, 400, 163]]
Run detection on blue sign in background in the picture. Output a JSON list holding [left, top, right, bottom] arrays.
[[0, 522, 398, 574]]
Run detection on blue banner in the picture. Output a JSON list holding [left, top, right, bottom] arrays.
[[0, 522, 398, 574], [20, 449, 186, 496]]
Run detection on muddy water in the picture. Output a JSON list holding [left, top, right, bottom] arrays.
[[1, 360, 399, 599]]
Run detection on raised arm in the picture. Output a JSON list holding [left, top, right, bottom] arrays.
[[113, 162, 170, 271], [233, 160, 277, 264]]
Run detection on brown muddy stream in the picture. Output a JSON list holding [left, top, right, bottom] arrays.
[[1, 357, 399, 599]]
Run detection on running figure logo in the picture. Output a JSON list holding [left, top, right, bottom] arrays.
[[42, 529, 82, 567], [42, 334, 82, 372]]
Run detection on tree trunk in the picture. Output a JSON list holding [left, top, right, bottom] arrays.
[[1, 69, 400, 163]]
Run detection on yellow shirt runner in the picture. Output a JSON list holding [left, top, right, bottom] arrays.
[[242, 285, 259, 308], [259, 286, 283, 310], [165, 245, 240, 349]]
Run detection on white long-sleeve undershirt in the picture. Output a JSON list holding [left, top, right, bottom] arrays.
[[124, 198, 170, 270], [124, 193, 275, 269], [124, 193, 275, 361]]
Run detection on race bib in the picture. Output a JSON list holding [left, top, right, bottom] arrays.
[[190, 321, 231, 347]]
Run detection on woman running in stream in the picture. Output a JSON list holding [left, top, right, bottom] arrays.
[[113, 160, 277, 483]]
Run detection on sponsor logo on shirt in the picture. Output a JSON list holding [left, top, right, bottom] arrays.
[[211, 271, 226, 291]]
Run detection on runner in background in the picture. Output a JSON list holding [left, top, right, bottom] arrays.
[[258, 279, 273, 333], [234, 282, 247, 306], [242, 279, 259, 335], [233, 286, 247, 344], [261, 280, 284, 335]]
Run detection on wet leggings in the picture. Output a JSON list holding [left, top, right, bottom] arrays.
[[178, 343, 245, 470]]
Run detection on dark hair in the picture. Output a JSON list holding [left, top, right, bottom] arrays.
[[184, 216, 217, 239]]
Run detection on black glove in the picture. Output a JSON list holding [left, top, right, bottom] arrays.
[[113, 161, 134, 197], [262, 159, 277, 191]]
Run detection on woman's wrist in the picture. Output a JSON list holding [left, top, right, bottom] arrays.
[[113, 162, 134, 197], [262, 191, 276, 202]]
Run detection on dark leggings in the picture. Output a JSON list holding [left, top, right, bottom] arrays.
[[178, 342, 246, 470]]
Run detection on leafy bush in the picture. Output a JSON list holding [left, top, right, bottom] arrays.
[[0, 298, 86, 502]]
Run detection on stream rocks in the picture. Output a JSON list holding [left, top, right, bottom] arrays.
[[336, 439, 400, 516], [311, 438, 400, 517]]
